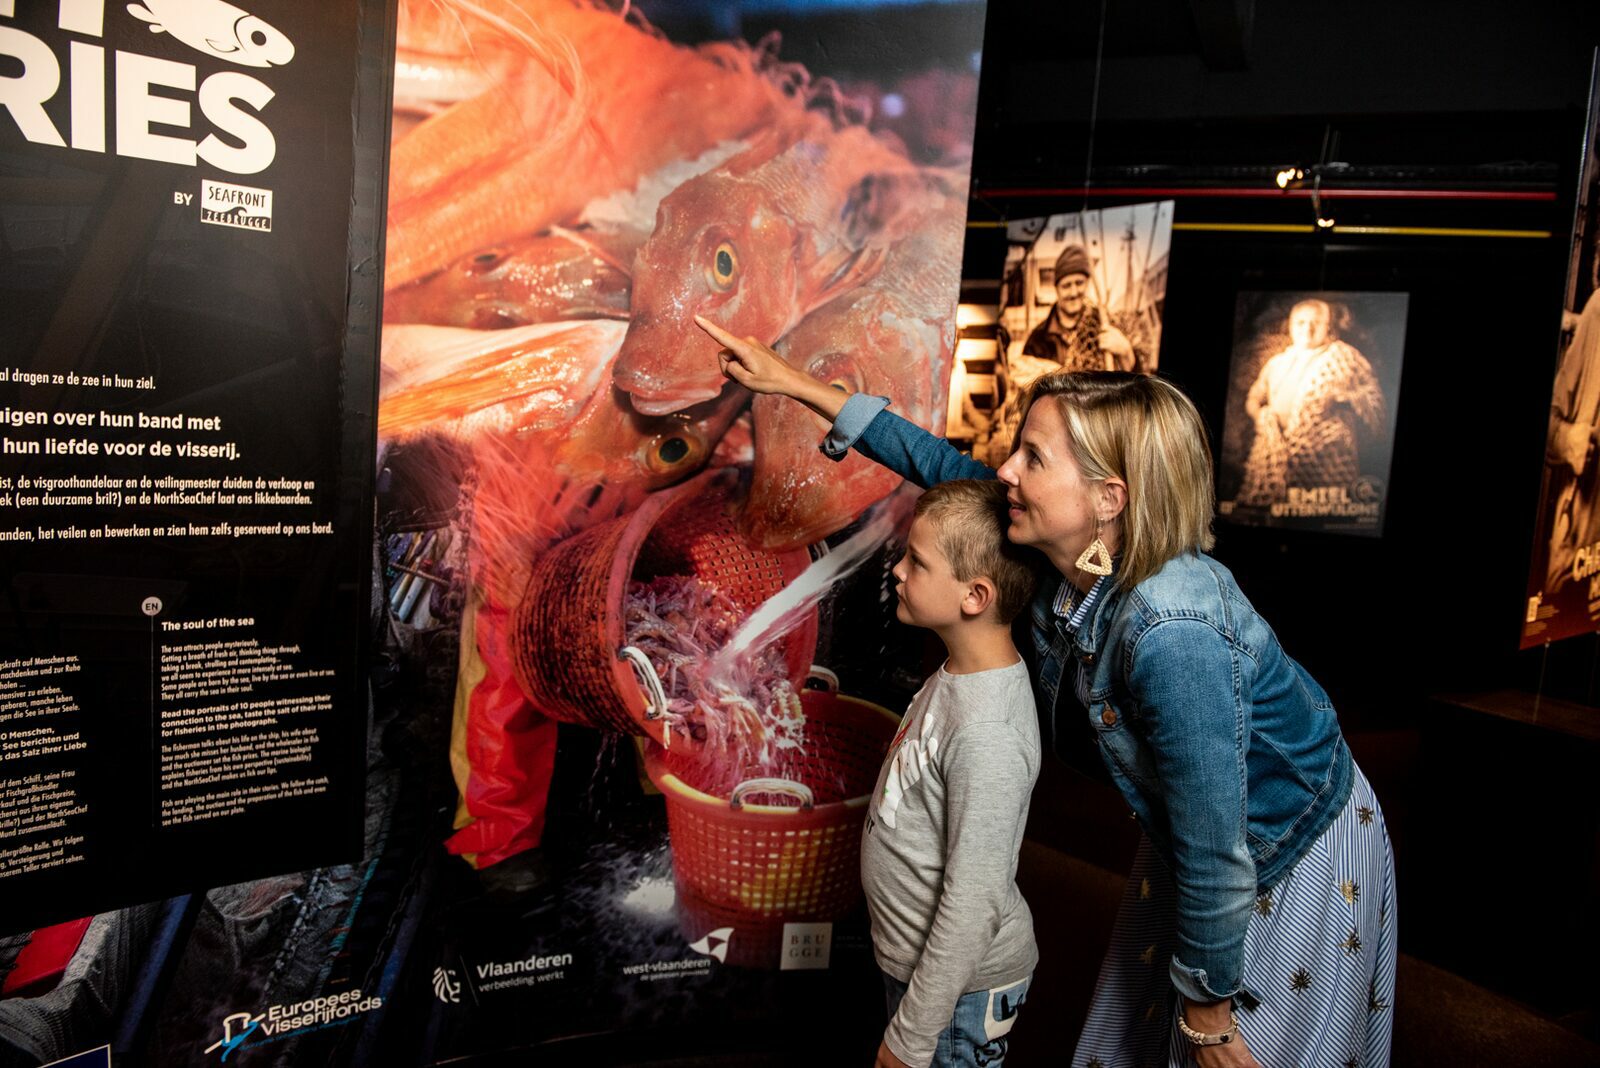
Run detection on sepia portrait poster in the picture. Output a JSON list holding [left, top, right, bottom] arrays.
[[1217, 291, 1408, 537], [1523, 58, 1600, 648]]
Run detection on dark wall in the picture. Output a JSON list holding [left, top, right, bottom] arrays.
[[964, 0, 1600, 1024], [963, 0, 1600, 709]]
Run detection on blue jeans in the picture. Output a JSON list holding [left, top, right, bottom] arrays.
[[881, 973, 1030, 1068]]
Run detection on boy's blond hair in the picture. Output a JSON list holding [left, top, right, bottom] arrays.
[[1016, 371, 1216, 589], [913, 480, 1040, 623]]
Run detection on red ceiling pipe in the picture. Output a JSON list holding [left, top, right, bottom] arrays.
[[978, 186, 1556, 202]]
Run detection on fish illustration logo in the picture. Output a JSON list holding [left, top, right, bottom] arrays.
[[127, 0, 295, 68], [202, 1011, 264, 1061], [431, 967, 461, 1004], [687, 927, 733, 963]]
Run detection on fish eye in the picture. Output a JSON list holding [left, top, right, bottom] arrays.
[[235, 15, 294, 63], [706, 241, 739, 292], [646, 433, 702, 476], [809, 356, 859, 395]]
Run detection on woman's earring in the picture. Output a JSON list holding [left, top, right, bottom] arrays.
[[1076, 517, 1114, 576]]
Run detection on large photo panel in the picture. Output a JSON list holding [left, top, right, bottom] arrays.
[[1217, 290, 1408, 537], [1523, 60, 1600, 648], [375, 0, 988, 1062]]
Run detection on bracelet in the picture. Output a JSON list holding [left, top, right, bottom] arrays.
[[1176, 1010, 1239, 1047]]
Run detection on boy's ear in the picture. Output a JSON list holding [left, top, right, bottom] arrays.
[[962, 577, 997, 619]]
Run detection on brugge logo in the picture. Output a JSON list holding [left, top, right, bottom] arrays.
[[687, 926, 733, 963], [127, 0, 295, 69], [779, 922, 832, 971], [201, 179, 271, 232]]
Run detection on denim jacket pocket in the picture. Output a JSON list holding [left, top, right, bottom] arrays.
[[1090, 701, 1160, 791]]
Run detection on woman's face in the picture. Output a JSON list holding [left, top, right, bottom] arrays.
[[996, 398, 1102, 560]]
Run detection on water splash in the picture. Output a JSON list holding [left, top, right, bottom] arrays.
[[711, 487, 914, 679]]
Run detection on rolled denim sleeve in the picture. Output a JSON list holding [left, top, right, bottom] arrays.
[[1125, 618, 1257, 1003], [819, 393, 994, 487]]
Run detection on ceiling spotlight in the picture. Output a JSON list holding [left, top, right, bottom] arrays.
[[1315, 216, 1336, 229], [1274, 167, 1305, 189]]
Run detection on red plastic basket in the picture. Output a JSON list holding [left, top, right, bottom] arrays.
[[645, 681, 898, 966], [511, 468, 818, 752]]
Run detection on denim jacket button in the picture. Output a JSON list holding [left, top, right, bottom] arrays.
[[1082, 652, 1096, 665], [1100, 706, 1117, 727]]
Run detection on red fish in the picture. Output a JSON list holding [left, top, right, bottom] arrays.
[[740, 203, 965, 550], [612, 115, 934, 415], [378, 319, 625, 439], [541, 380, 750, 536], [386, 0, 793, 290], [383, 228, 635, 329]]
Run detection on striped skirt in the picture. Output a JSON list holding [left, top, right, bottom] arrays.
[[1072, 764, 1396, 1068]]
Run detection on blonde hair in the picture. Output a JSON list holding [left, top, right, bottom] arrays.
[[913, 480, 1040, 623], [1016, 372, 1215, 589]]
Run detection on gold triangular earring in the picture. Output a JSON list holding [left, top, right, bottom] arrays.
[[1076, 517, 1114, 576]]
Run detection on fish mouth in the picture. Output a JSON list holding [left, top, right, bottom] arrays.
[[613, 372, 724, 416]]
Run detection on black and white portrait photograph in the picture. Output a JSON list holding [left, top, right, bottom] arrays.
[[973, 201, 1173, 465], [1218, 291, 1408, 536]]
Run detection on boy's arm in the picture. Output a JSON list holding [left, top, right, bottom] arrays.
[[694, 314, 994, 488], [882, 724, 1035, 1068]]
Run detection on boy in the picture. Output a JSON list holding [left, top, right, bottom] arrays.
[[864, 479, 1041, 1068]]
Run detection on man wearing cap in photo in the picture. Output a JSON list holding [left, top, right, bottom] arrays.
[[1020, 243, 1138, 373], [978, 244, 1146, 464]]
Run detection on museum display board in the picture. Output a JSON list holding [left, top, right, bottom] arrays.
[[0, 0, 386, 931]]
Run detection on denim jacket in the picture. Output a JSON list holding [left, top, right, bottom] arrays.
[[824, 394, 1354, 1004]]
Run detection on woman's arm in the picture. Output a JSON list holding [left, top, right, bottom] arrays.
[[695, 315, 993, 487], [1123, 618, 1257, 1005]]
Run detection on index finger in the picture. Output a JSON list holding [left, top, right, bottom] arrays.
[[693, 314, 740, 349]]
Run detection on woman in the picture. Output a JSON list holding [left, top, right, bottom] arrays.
[[697, 315, 1396, 1068]]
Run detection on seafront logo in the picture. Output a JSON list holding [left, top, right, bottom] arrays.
[[126, 0, 295, 68], [201, 179, 272, 231]]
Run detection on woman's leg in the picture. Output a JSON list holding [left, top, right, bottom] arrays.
[[1072, 837, 1182, 1068], [1232, 763, 1396, 1068]]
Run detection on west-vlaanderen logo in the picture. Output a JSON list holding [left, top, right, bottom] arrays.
[[202, 990, 384, 1061]]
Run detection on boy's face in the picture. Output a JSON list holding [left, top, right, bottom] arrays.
[[890, 514, 973, 630]]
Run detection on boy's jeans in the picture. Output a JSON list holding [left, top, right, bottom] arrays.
[[881, 973, 1030, 1068]]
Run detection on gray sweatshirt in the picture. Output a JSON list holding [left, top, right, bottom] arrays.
[[860, 658, 1041, 1067]]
